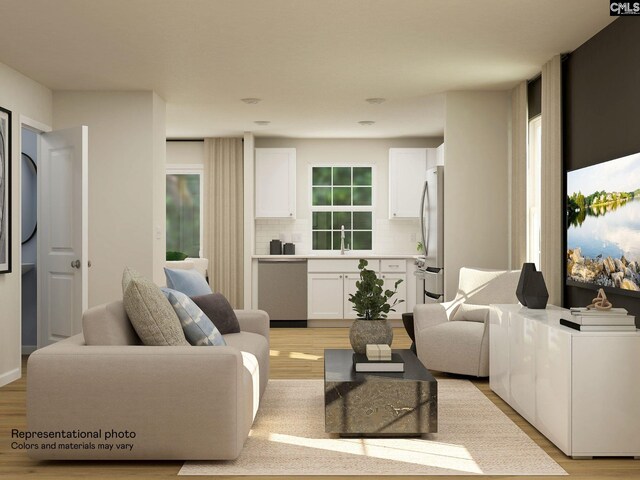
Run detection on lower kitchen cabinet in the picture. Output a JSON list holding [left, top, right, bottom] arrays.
[[381, 273, 407, 320], [307, 259, 408, 321], [307, 273, 344, 319]]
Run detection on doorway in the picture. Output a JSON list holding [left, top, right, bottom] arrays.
[[21, 127, 38, 354]]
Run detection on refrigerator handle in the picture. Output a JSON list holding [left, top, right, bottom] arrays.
[[419, 180, 428, 257]]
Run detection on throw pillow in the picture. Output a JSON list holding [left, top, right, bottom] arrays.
[[164, 267, 213, 296], [190, 293, 241, 334], [451, 303, 490, 323], [161, 288, 226, 346], [122, 267, 189, 346]]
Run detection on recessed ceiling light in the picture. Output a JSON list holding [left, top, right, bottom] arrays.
[[241, 98, 261, 104], [358, 120, 376, 126], [254, 120, 271, 126], [365, 98, 386, 104]]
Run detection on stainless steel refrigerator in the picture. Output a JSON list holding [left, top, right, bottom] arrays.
[[415, 166, 444, 302]]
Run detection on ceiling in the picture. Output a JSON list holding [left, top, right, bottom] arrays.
[[0, 0, 614, 138]]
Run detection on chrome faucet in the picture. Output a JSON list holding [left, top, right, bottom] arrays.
[[340, 225, 349, 255]]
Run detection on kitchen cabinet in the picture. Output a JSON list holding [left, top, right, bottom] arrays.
[[388, 148, 427, 219], [380, 259, 407, 320], [255, 148, 296, 218], [307, 273, 344, 319], [307, 259, 408, 320]]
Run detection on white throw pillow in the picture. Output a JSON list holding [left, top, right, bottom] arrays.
[[451, 303, 490, 323]]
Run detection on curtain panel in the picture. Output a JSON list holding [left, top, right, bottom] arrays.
[[204, 138, 244, 308], [540, 55, 563, 306], [510, 81, 528, 269]]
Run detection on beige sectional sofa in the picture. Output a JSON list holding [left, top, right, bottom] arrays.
[[26, 300, 269, 460]]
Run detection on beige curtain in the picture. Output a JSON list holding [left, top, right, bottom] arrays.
[[204, 138, 244, 308], [541, 56, 563, 306], [510, 81, 528, 269]]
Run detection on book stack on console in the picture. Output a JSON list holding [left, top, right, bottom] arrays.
[[352, 344, 404, 372], [560, 307, 637, 332]]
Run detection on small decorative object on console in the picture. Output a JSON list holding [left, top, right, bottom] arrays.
[[516, 262, 549, 309], [587, 288, 612, 310]]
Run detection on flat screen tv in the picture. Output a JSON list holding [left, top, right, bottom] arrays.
[[566, 152, 640, 295]]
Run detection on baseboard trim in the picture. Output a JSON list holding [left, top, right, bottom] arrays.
[[22, 345, 37, 355], [0, 367, 21, 388]]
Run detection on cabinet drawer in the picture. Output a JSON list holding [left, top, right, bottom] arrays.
[[308, 259, 380, 273], [380, 259, 406, 273]]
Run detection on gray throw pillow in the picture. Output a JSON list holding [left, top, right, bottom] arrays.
[[161, 288, 226, 346], [122, 267, 189, 346], [190, 293, 241, 335], [451, 303, 490, 323]]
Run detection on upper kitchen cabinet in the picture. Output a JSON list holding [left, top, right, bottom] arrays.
[[255, 148, 296, 218], [388, 148, 427, 219]]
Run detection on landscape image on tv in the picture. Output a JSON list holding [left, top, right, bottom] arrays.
[[567, 152, 640, 292]]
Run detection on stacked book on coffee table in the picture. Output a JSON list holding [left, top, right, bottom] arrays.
[[561, 307, 637, 332], [352, 344, 405, 372]]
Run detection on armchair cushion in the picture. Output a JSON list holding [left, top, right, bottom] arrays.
[[122, 267, 189, 346], [162, 288, 226, 346], [451, 303, 490, 323], [191, 293, 241, 334]]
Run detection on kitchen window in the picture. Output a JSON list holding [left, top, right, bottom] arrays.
[[166, 165, 203, 258], [311, 166, 373, 251]]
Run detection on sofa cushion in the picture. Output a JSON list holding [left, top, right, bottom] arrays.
[[451, 303, 490, 323], [223, 332, 269, 398], [191, 293, 241, 334], [122, 267, 189, 346], [161, 288, 226, 346], [165, 267, 212, 296], [82, 300, 141, 346]]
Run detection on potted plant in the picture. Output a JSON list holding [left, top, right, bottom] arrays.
[[348, 259, 404, 354]]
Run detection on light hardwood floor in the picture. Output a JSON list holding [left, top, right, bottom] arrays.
[[1, 327, 639, 479]]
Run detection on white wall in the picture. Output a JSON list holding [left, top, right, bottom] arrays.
[[53, 91, 166, 307], [444, 91, 510, 299], [166, 141, 204, 166], [0, 61, 52, 387], [253, 137, 442, 255]]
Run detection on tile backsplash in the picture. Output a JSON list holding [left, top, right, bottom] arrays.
[[255, 218, 420, 255]]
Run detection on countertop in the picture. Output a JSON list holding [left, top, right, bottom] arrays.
[[253, 254, 420, 260]]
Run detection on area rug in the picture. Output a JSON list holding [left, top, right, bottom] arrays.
[[179, 379, 567, 476]]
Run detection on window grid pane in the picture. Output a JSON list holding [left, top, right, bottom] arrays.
[[311, 166, 373, 251]]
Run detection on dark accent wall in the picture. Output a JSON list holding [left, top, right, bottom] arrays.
[[563, 18, 640, 321]]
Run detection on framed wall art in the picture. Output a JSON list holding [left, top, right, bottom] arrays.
[[0, 106, 12, 274]]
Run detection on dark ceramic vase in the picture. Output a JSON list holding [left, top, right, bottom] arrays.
[[524, 271, 549, 309], [516, 263, 537, 306]]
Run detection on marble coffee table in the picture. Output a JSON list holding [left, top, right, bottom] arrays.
[[324, 348, 437, 436]]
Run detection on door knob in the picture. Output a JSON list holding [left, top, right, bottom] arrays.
[[88, 260, 92, 268], [71, 260, 81, 269]]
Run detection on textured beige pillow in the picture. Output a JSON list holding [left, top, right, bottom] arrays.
[[451, 303, 490, 323], [122, 267, 189, 346]]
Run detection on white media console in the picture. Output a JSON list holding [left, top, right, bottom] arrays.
[[489, 304, 640, 459]]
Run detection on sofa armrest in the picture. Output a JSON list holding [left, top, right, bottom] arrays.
[[26, 334, 246, 460], [235, 309, 270, 342]]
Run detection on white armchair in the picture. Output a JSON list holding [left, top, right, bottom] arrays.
[[414, 267, 520, 377]]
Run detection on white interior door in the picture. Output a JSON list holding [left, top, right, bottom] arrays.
[[38, 126, 88, 347]]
